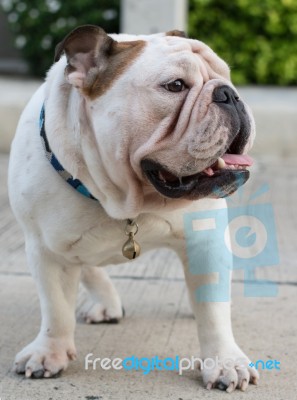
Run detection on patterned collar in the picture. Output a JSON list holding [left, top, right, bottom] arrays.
[[39, 104, 97, 200]]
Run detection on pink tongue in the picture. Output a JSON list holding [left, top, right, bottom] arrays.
[[222, 154, 253, 166]]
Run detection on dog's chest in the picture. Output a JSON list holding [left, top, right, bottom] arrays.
[[51, 211, 183, 267]]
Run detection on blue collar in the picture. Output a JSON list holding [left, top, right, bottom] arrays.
[[39, 104, 97, 200]]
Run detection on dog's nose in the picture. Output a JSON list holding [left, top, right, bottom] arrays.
[[212, 85, 239, 105]]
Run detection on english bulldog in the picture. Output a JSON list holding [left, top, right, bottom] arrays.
[[8, 25, 258, 392]]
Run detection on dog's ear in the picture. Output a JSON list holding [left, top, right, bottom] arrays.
[[54, 25, 145, 97], [54, 25, 112, 89], [166, 30, 187, 38]]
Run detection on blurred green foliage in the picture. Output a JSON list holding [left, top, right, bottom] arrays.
[[189, 0, 297, 85], [2, 0, 297, 84], [1, 0, 120, 76]]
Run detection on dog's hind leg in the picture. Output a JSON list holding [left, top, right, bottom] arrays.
[[79, 266, 124, 324]]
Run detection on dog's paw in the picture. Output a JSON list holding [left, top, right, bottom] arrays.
[[13, 335, 76, 378], [199, 346, 259, 393], [80, 301, 124, 324]]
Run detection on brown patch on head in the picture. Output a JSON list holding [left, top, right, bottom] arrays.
[[166, 30, 187, 38], [85, 39, 145, 99], [55, 25, 146, 99]]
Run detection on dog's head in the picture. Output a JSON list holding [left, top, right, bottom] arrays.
[[54, 25, 255, 218]]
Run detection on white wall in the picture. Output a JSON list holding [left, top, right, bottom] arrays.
[[121, 0, 188, 34]]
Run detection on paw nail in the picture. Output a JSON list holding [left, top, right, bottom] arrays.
[[206, 382, 212, 390], [226, 382, 235, 393], [68, 352, 77, 361], [44, 370, 51, 378], [251, 376, 259, 385], [25, 368, 32, 378], [241, 379, 248, 392]]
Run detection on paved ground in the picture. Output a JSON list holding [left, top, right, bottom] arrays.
[[0, 152, 296, 400]]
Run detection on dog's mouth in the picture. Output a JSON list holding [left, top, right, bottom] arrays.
[[141, 153, 253, 199]]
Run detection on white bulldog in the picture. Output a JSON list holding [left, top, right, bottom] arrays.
[[8, 25, 258, 392]]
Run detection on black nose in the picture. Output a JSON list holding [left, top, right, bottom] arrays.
[[212, 85, 239, 105]]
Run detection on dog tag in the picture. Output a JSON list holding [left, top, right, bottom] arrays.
[[122, 232, 141, 260]]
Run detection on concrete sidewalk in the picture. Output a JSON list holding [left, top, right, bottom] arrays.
[[0, 77, 40, 153], [0, 152, 296, 400]]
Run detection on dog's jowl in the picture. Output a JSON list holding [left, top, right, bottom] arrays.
[[8, 25, 258, 391]]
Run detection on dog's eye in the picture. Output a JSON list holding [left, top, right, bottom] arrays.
[[163, 79, 187, 93]]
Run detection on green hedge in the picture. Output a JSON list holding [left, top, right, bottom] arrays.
[[1, 0, 120, 77], [2, 0, 297, 84], [188, 0, 297, 85]]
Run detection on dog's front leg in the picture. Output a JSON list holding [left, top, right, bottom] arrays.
[[184, 277, 256, 389], [13, 240, 81, 378], [177, 237, 259, 392]]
